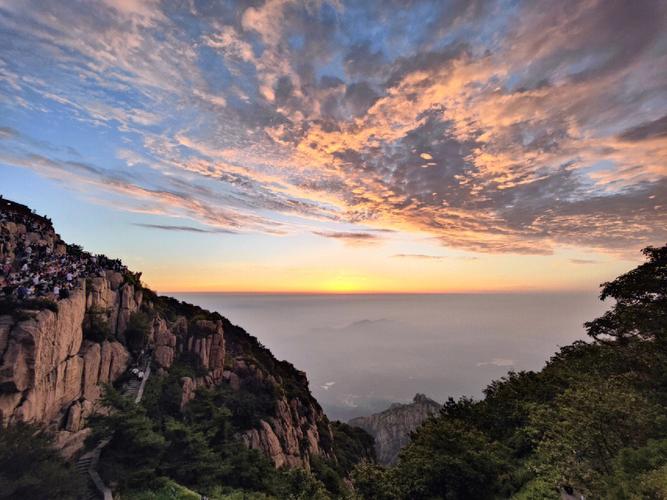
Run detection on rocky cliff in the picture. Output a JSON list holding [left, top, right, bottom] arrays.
[[0, 199, 333, 468], [349, 393, 441, 464]]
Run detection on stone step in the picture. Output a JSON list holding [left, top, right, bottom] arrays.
[[83, 483, 100, 500]]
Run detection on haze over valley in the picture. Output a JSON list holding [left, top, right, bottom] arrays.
[[173, 292, 608, 420]]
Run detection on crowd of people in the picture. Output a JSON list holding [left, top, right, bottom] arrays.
[[0, 199, 132, 302]]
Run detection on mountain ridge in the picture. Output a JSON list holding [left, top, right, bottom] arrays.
[[0, 198, 370, 491], [349, 393, 441, 465]]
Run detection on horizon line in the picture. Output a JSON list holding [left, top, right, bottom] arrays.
[[157, 289, 599, 296]]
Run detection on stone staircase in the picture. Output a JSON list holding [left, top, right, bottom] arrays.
[[124, 358, 151, 403], [124, 377, 142, 400], [75, 440, 111, 500], [75, 453, 98, 500], [75, 357, 151, 499]]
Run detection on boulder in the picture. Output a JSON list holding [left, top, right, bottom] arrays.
[[82, 342, 101, 400], [65, 401, 82, 432], [154, 345, 174, 369], [105, 270, 124, 291], [0, 315, 14, 356], [62, 356, 83, 403], [0, 392, 22, 424], [0, 331, 32, 392], [180, 377, 196, 409], [86, 276, 116, 311], [99, 341, 129, 384], [55, 428, 91, 460], [108, 342, 129, 381], [116, 284, 140, 336], [153, 317, 176, 369]]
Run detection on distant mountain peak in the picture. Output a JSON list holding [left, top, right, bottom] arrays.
[[413, 393, 437, 404], [349, 394, 441, 464]]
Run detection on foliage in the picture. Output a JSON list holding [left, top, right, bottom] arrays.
[[0, 423, 84, 499], [66, 270, 383, 499], [352, 244, 667, 499], [527, 377, 665, 496], [125, 478, 201, 500], [83, 307, 112, 342], [126, 311, 151, 354], [311, 456, 349, 497], [330, 421, 376, 476], [94, 372, 367, 500], [586, 245, 667, 344], [273, 467, 330, 500], [351, 462, 397, 500], [124, 271, 143, 288], [89, 387, 167, 490], [389, 418, 510, 499], [185, 379, 277, 431], [605, 439, 667, 499], [65, 243, 84, 257]]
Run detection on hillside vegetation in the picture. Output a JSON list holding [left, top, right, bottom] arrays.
[[352, 245, 667, 499], [0, 199, 375, 500]]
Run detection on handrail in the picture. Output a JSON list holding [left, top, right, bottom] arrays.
[[134, 363, 151, 404], [88, 438, 113, 500]]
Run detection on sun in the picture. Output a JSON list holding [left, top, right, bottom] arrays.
[[320, 274, 368, 293]]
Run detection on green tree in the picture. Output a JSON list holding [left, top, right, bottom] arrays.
[[604, 438, 667, 499], [586, 245, 667, 344], [274, 467, 330, 500], [527, 377, 665, 497], [351, 462, 396, 500], [126, 311, 151, 354], [161, 418, 225, 489], [89, 387, 167, 490], [0, 423, 84, 499], [330, 421, 376, 475], [389, 418, 509, 499]]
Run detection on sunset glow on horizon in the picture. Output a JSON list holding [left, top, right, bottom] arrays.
[[1, 0, 665, 293]]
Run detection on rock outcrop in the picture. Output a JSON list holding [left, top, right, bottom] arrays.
[[240, 379, 330, 469], [0, 279, 132, 458], [0, 199, 335, 468], [0, 208, 139, 454], [349, 393, 442, 464]]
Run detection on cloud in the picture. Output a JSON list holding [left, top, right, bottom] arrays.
[[476, 358, 514, 367], [132, 223, 236, 234], [0, 0, 665, 257], [0, 126, 17, 139], [313, 230, 381, 245], [569, 258, 597, 264], [393, 254, 444, 260], [618, 115, 667, 142], [320, 381, 336, 390]]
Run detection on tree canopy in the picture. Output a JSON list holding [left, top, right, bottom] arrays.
[[353, 244, 667, 499]]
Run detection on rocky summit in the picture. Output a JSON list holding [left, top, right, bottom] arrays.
[[349, 393, 442, 465], [0, 198, 335, 468]]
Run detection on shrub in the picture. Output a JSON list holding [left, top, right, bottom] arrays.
[[0, 423, 84, 499], [126, 478, 201, 500], [83, 307, 112, 342], [126, 311, 151, 354], [89, 388, 167, 491]]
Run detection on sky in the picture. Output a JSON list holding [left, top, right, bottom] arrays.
[[0, 0, 665, 293]]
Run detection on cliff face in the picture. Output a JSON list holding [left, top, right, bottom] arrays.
[[0, 276, 136, 457], [0, 210, 138, 457], [349, 394, 441, 464], [0, 200, 333, 468], [153, 309, 333, 469]]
